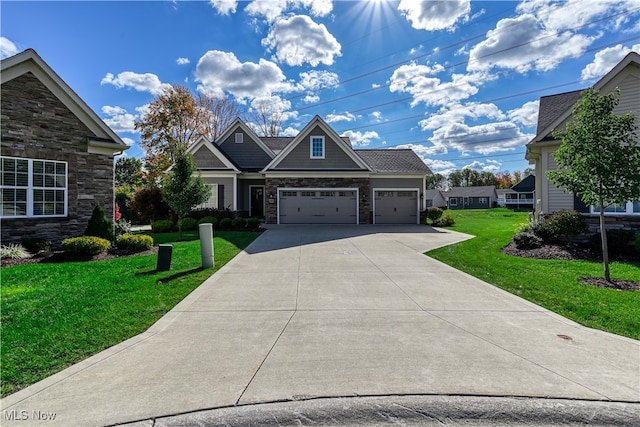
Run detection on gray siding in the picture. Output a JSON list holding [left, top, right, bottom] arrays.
[[546, 152, 573, 212], [193, 145, 229, 169], [275, 125, 364, 170], [219, 130, 272, 169], [203, 177, 235, 210], [613, 74, 640, 123], [237, 178, 265, 211]]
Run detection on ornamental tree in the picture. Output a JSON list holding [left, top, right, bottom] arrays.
[[548, 88, 639, 281], [162, 153, 210, 240]]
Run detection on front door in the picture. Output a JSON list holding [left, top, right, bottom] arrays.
[[250, 186, 265, 218]]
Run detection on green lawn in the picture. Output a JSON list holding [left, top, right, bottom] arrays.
[[427, 209, 640, 340], [0, 230, 260, 397]]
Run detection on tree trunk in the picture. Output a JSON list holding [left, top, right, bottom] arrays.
[[599, 202, 610, 282]]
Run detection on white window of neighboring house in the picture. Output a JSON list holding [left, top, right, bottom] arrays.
[[310, 136, 325, 159], [591, 200, 640, 215], [450, 198, 457, 206], [1, 156, 67, 218], [479, 197, 487, 204], [235, 133, 243, 144], [198, 184, 218, 209]]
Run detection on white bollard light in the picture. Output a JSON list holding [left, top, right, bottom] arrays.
[[199, 223, 214, 268]]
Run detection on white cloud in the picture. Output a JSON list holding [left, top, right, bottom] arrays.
[[325, 112, 356, 123], [121, 137, 135, 147], [297, 70, 339, 91], [422, 158, 457, 175], [398, 0, 471, 31], [101, 105, 138, 133], [341, 130, 379, 147], [370, 111, 383, 122], [246, 0, 333, 22], [581, 44, 640, 81], [176, 57, 190, 65], [303, 94, 320, 103], [194, 50, 295, 100], [281, 126, 300, 137], [507, 100, 540, 128], [430, 121, 532, 154], [262, 15, 341, 67], [420, 102, 505, 130], [463, 160, 500, 173], [395, 143, 447, 156], [101, 71, 171, 96], [209, 0, 238, 15], [389, 63, 487, 107], [0, 37, 19, 59], [468, 13, 594, 73]]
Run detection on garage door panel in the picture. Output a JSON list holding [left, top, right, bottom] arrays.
[[279, 190, 357, 224], [374, 190, 418, 224]]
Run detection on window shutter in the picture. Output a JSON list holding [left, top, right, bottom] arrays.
[[218, 184, 224, 208]]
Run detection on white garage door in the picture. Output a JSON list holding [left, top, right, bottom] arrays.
[[374, 190, 419, 224], [278, 189, 358, 224]]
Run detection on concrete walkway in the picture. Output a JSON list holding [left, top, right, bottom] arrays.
[[2, 225, 639, 426]]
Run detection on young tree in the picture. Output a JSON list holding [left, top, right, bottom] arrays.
[[548, 88, 639, 281], [162, 153, 211, 240]]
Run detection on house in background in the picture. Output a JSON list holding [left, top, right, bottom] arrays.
[[496, 188, 513, 207], [445, 186, 498, 210], [424, 189, 447, 209], [189, 115, 431, 224], [526, 51, 639, 230], [504, 174, 536, 210], [1, 49, 128, 246]]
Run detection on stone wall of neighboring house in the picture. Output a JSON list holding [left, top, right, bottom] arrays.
[[264, 177, 371, 224], [1, 72, 116, 247]]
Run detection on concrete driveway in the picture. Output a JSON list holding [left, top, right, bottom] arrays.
[[2, 225, 639, 426]]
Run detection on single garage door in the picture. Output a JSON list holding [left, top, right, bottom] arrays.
[[374, 190, 418, 224], [279, 189, 357, 224]]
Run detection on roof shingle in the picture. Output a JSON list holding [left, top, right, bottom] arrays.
[[355, 149, 431, 174]]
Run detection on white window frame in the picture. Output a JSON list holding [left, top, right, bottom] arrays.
[[590, 200, 640, 216], [449, 198, 457, 206], [1, 156, 68, 218], [197, 184, 218, 209], [235, 132, 243, 144], [310, 136, 325, 159]]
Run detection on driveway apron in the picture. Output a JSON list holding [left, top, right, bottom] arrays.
[[2, 225, 639, 426]]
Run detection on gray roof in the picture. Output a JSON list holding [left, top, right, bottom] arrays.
[[424, 189, 445, 199], [355, 149, 431, 174], [446, 186, 497, 198], [511, 174, 535, 192], [536, 90, 582, 136], [262, 136, 353, 154], [496, 188, 516, 196]]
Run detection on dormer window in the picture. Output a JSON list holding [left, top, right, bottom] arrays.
[[310, 136, 324, 159], [235, 132, 243, 143]]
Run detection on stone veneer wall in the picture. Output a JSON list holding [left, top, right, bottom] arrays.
[[265, 177, 371, 224], [1, 72, 117, 247], [584, 215, 640, 232]]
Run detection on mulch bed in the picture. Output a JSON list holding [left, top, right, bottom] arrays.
[[502, 241, 640, 291], [1, 247, 158, 268]]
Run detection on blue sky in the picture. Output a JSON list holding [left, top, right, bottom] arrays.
[[2, 1, 639, 176]]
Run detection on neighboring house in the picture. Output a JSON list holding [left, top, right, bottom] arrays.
[[189, 115, 431, 224], [1, 49, 128, 246], [496, 188, 513, 207], [526, 51, 639, 229], [504, 175, 536, 210], [424, 189, 447, 209], [445, 186, 498, 210]]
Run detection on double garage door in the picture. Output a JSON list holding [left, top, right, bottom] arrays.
[[278, 188, 419, 224]]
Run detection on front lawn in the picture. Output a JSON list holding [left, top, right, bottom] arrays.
[[427, 209, 640, 340], [0, 230, 260, 397]]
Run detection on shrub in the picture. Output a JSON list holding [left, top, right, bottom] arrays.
[[589, 229, 637, 254], [0, 244, 31, 260], [151, 219, 174, 233], [434, 214, 455, 227], [85, 204, 113, 240], [247, 217, 261, 230], [129, 186, 172, 223], [635, 234, 640, 253], [61, 236, 111, 256], [540, 210, 587, 240], [117, 234, 154, 252], [197, 216, 218, 228], [426, 207, 443, 224], [21, 237, 52, 253], [219, 217, 233, 229], [179, 217, 198, 231], [513, 232, 543, 249], [231, 217, 247, 229]]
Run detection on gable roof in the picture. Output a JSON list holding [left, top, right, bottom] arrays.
[[528, 51, 640, 147], [424, 189, 446, 200], [187, 136, 240, 172], [355, 149, 431, 174], [1, 49, 128, 154], [262, 115, 371, 172], [216, 118, 275, 159], [511, 174, 535, 192], [262, 136, 353, 154], [446, 186, 497, 198]]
